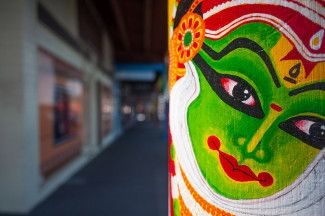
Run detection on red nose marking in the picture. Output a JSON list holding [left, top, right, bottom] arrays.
[[270, 103, 283, 112]]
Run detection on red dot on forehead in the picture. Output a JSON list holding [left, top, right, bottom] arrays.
[[270, 103, 283, 112]]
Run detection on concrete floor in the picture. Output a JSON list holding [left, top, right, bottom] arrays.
[[3, 122, 167, 216]]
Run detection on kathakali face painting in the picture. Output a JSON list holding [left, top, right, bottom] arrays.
[[188, 22, 324, 198], [168, 0, 325, 215]]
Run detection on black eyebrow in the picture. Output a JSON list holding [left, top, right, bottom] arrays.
[[289, 82, 325, 96], [200, 38, 280, 88]]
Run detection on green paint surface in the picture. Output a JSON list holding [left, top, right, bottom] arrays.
[[173, 199, 180, 216], [184, 31, 192, 47], [171, 143, 176, 160], [187, 23, 322, 199]]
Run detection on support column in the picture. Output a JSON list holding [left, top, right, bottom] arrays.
[[0, 0, 39, 213], [168, 0, 324, 215]]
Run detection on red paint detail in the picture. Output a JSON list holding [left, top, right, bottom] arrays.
[[201, 2, 324, 79], [167, 128, 175, 216], [247, 99, 256, 107], [281, 48, 317, 78], [270, 103, 283, 112], [316, 0, 325, 8], [220, 78, 231, 94], [168, 127, 172, 146], [295, 120, 304, 128], [219, 151, 259, 182], [178, 33, 182, 40], [207, 136, 220, 150], [168, 127, 175, 176], [258, 172, 274, 187], [193, 20, 199, 29], [220, 77, 229, 86], [169, 159, 176, 176], [177, 62, 185, 68], [181, 22, 186, 31], [189, 18, 193, 27], [207, 135, 273, 187], [202, 3, 324, 55], [202, 0, 228, 12], [181, 51, 184, 58]]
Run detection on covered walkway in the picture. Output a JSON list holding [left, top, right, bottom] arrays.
[[5, 122, 167, 216]]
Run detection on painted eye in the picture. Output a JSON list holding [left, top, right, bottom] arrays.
[[279, 116, 325, 149], [193, 55, 264, 119], [295, 120, 325, 138], [221, 78, 256, 106], [212, 75, 264, 119]]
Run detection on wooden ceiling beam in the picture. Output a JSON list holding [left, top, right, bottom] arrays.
[[85, 0, 106, 29], [109, 0, 131, 50], [143, 0, 152, 52]]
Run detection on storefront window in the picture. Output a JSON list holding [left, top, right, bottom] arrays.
[[38, 48, 84, 177]]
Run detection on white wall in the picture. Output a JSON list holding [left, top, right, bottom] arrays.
[[35, 7, 121, 215], [0, 0, 39, 213], [0, 0, 121, 213], [39, 0, 79, 38]]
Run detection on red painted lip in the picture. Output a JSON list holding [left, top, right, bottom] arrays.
[[207, 136, 273, 187]]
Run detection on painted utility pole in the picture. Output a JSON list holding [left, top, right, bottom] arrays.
[[168, 0, 324, 215]]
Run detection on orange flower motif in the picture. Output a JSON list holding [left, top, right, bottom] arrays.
[[174, 12, 205, 63], [168, 11, 204, 91]]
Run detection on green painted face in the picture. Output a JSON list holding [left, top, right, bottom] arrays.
[[187, 23, 324, 199]]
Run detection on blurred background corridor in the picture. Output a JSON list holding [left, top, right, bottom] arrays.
[[0, 0, 168, 215]]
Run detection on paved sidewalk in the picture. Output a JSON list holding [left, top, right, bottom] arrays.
[[2, 122, 167, 216]]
